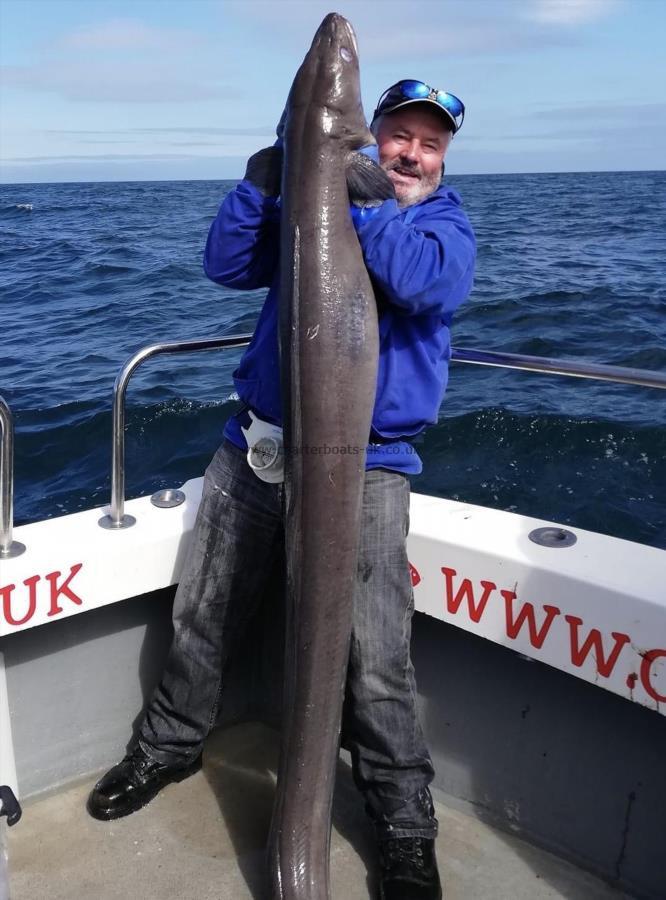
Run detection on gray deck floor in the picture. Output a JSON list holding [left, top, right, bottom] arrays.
[[8, 722, 631, 900]]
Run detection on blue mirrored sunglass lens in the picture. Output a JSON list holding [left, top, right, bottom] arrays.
[[436, 92, 463, 116], [400, 80, 431, 99]]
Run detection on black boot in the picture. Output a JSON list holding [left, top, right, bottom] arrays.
[[378, 836, 442, 900], [87, 745, 202, 821]]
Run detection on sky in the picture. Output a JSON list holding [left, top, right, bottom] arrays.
[[1, 0, 664, 183]]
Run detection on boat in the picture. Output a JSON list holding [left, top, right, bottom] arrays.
[[1, 340, 664, 899]]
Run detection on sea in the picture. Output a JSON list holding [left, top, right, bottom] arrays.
[[1, 171, 665, 550]]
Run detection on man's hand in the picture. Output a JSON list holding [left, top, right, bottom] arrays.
[[347, 145, 395, 231], [244, 145, 283, 197], [347, 145, 394, 209]]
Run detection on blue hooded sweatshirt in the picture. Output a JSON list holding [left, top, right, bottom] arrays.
[[204, 179, 475, 474]]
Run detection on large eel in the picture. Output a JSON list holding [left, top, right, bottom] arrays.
[[268, 13, 393, 900]]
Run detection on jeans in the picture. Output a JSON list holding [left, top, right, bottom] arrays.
[[139, 440, 437, 839]]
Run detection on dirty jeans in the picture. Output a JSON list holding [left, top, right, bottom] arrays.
[[139, 440, 437, 839]]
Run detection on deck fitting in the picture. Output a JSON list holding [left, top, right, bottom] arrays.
[[150, 489, 186, 509], [528, 526, 577, 548]]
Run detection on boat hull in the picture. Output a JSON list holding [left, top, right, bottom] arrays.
[[1, 484, 665, 897]]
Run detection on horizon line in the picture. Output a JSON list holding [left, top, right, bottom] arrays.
[[2, 167, 665, 188]]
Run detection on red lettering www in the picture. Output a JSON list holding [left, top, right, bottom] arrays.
[[565, 615, 630, 678], [502, 590, 561, 649], [441, 567, 495, 623]]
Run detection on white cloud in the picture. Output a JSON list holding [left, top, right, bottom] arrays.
[[46, 127, 276, 137], [530, 100, 666, 119], [1, 61, 233, 103], [3, 153, 222, 162], [360, 21, 567, 60], [529, 0, 620, 25], [52, 18, 203, 53], [222, 0, 626, 59], [1, 17, 219, 104], [224, 0, 574, 59]]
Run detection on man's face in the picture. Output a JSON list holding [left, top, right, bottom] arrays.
[[375, 106, 452, 207]]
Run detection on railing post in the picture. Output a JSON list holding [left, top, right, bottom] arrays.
[[0, 396, 26, 559]]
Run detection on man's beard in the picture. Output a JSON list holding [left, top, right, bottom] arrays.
[[383, 160, 441, 208]]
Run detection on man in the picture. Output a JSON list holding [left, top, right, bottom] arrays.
[[88, 80, 475, 900]]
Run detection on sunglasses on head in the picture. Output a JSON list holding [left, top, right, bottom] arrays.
[[374, 80, 465, 133]]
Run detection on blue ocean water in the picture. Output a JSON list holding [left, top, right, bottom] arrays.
[[1, 172, 665, 549]]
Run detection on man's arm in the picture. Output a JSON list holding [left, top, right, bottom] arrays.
[[354, 197, 476, 317], [203, 146, 282, 290]]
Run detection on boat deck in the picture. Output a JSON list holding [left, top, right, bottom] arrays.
[[7, 722, 631, 900]]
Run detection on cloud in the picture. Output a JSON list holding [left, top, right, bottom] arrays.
[[0, 157, 249, 184], [79, 140, 140, 145], [224, 0, 576, 60], [461, 100, 666, 145], [529, 100, 666, 120], [528, 0, 620, 25], [3, 18, 219, 104], [3, 153, 225, 163], [51, 18, 204, 53], [1, 61, 234, 103], [46, 127, 276, 137], [359, 21, 569, 60], [79, 139, 258, 149]]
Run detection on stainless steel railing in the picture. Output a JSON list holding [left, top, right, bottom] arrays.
[[99, 336, 666, 531], [0, 396, 25, 559], [98, 336, 252, 530], [451, 348, 666, 390], [2, 343, 664, 544]]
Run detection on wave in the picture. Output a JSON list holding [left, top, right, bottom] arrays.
[[81, 261, 138, 276], [12, 398, 239, 527], [5, 173, 665, 552], [11, 400, 665, 552], [615, 347, 666, 369], [0, 203, 34, 217], [414, 408, 665, 550]]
